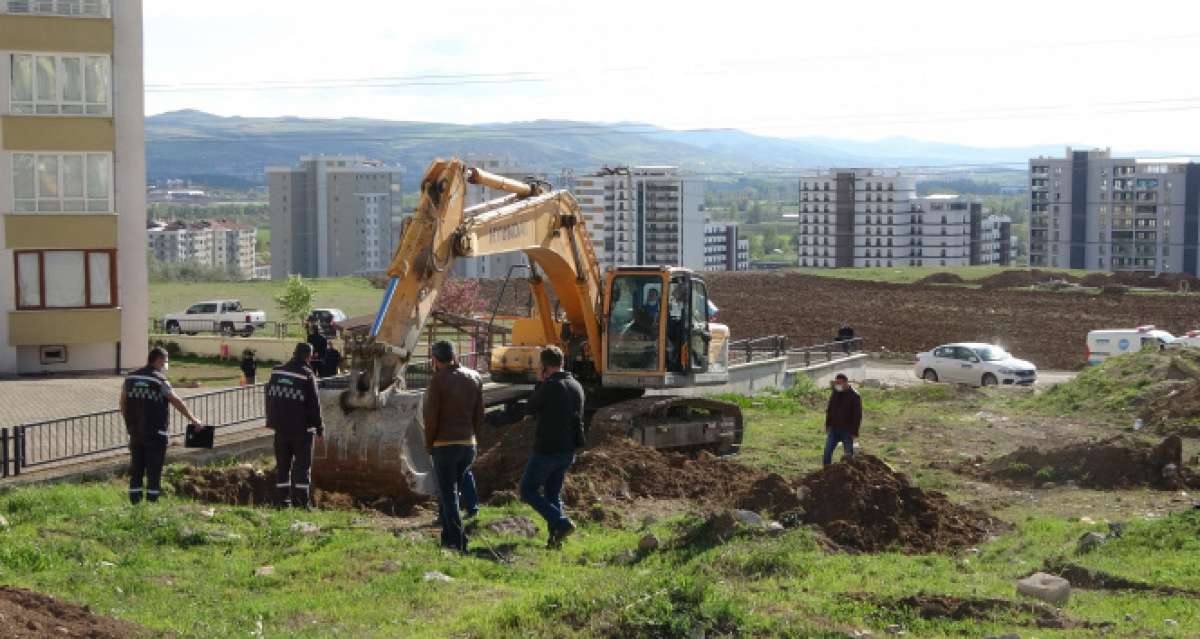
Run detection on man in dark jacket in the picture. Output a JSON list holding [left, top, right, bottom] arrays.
[[240, 349, 257, 385], [520, 346, 586, 549], [307, 325, 329, 377], [423, 341, 485, 552], [823, 373, 862, 466], [119, 346, 202, 504], [265, 343, 324, 508]]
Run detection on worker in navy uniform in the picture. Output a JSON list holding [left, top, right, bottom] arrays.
[[265, 342, 324, 508], [119, 346, 202, 505]]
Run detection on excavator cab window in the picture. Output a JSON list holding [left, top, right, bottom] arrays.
[[689, 279, 711, 372], [607, 274, 662, 371]]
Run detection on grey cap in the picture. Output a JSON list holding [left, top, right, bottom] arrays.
[[431, 340, 456, 363]]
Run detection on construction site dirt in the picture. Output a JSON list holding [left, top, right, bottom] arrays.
[[964, 435, 1199, 490], [0, 586, 149, 639], [481, 271, 1200, 370]]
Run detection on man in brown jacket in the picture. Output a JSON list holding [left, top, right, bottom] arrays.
[[823, 373, 862, 465], [422, 341, 484, 552]]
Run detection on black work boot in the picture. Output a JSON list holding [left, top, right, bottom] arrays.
[[128, 488, 144, 505]]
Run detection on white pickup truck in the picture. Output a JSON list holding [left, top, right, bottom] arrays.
[[163, 300, 267, 337]]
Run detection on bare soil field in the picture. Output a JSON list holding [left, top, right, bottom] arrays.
[[702, 271, 1200, 370], [478, 270, 1199, 370]]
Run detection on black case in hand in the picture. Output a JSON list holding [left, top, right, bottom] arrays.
[[185, 424, 215, 449]]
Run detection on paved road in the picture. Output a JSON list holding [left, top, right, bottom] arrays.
[[862, 361, 1077, 387]]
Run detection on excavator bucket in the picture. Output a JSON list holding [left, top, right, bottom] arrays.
[[311, 387, 436, 499]]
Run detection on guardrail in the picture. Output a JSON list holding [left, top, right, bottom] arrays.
[[728, 335, 866, 367]]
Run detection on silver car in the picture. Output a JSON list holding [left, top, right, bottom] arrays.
[[914, 342, 1038, 386]]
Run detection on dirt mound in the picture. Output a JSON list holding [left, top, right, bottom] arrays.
[[169, 464, 431, 515], [473, 420, 765, 508], [981, 435, 1193, 489], [0, 586, 149, 638], [977, 269, 1078, 290], [853, 594, 1091, 630], [171, 464, 275, 506], [796, 455, 997, 553], [914, 272, 965, 286], [735, 473, 803, 515]]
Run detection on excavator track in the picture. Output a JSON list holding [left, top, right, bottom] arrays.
[[589, 395, 744, 456]]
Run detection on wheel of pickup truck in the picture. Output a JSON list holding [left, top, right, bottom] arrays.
[[166, 321, 181, 334], [240, 327, 255, 338], [220, 322, 235, 337], [922, 368, 939, 382]]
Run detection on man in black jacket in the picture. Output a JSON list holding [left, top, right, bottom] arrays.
[[265, 343, 324, 508], [119, 346, 202, 504], [823, 373, 862, 466], [520, 346, 586, 548]]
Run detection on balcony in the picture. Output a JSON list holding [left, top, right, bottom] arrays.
[[2, 0, 109, 17]]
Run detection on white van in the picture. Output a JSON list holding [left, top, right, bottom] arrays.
[[1086, 326, 1176, 365]]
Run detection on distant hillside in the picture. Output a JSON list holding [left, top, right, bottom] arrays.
[[144, 110, 1119, 186]]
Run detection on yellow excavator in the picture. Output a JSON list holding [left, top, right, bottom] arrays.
[[312, 158, 743, 498]]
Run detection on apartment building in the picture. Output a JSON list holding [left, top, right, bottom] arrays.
[[797, 169, 916, 268], [452, 155, 556, 279], [795, 170, 1008, 268], [568, 166, 705, 271], [0, 0, 147, 374], [268, 156, 403, 278], [979, 214, 1016, 266], [703, 223, 749, 271], [147, 219, 256, 278], [910, 194, 972, 267], [1028, 148, 1200, 274]]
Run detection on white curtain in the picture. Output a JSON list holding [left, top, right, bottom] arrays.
[[44, 252, 85, 308]]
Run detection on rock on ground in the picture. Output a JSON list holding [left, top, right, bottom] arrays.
[[1016, 572, 1071, 605]]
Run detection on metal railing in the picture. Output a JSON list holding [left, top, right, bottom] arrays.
[[726, 336, 866, 368], [2, 383, 266, 477]]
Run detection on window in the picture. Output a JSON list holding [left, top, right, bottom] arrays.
[[14, 249, 115, 309], [10, 53, 110, 115], [1, 0, 112, 17], [12, 152, 110, 212]]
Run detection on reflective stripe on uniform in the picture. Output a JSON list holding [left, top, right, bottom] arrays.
[[294, 484, 310, 490], [272, 370, 309, 380], [276, 482, 291, 487]]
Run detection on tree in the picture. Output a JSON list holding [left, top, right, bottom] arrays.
[[273, 275, 314, 328], [434, 278, 486, 317]]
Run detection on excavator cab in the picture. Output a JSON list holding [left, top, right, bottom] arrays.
[[603, 267, 729, 389]]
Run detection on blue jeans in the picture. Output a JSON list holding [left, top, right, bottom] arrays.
[[437, 469, 479, 525], [520, 452, 575, 533], [432, 445, 476, 551], [823, 428, 854, 466]]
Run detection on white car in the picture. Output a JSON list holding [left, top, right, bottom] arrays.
[[164, 300, 267, 337], [914, 343, 1038, 386]]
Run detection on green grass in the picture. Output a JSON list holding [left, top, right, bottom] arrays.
[[1027, 349, 1187, 416], [149, 277, 384, 323], [4, 380, 1200, 637], [793, 265, 1090, 285], [3, 481, 1198, 637]]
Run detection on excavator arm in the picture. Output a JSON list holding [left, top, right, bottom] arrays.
[[342, 158, 603, 409]]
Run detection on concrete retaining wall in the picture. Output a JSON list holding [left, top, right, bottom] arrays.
[[149, 334, 296, 362]]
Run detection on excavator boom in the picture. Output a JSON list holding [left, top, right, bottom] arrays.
[[313, 158, 744, 500]]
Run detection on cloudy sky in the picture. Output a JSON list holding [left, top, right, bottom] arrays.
[[145, 0, 1200, 150]]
